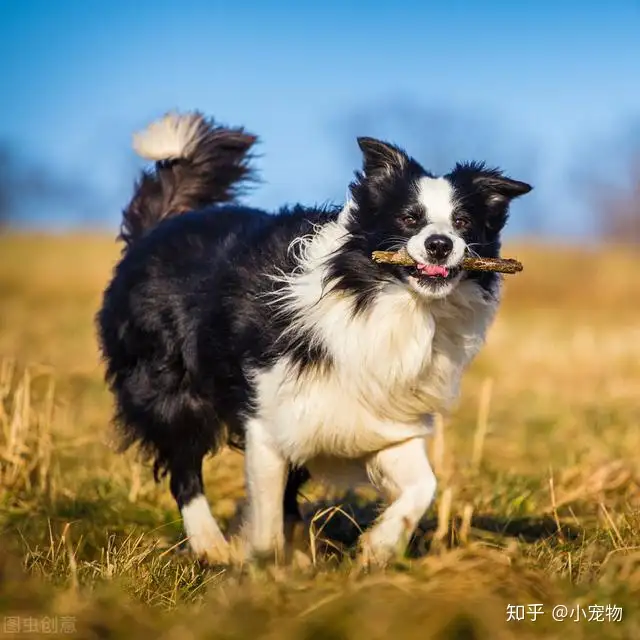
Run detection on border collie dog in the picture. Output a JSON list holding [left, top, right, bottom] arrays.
[[97, 111, 531, 566]]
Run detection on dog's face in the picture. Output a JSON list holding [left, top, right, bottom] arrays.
[[348, 137, 532, 300]]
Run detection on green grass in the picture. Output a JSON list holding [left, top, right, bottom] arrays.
[[1, 233, 639, 639]]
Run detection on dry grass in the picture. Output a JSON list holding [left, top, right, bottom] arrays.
[[1, 232, 639, 639]]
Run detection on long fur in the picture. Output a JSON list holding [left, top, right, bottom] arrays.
[[97, 113, 532, 565], [120, 111, 257, 247]]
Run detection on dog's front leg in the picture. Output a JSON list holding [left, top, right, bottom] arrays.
[[360, 436, 436, 567], [244, 417, 288, 564]]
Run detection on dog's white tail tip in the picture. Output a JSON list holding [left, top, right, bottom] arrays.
[[132, 111, 207, 162]]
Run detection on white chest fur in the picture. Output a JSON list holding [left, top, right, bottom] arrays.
[[255, 221, 499, 464]]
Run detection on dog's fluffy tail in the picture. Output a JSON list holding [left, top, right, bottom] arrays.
[[120, 111, 257, 246]]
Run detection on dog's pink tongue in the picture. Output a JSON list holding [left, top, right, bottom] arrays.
[[418, 263, 449, 277]]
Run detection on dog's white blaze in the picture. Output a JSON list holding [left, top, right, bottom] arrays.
[[416, 176, 456, 226], [406, 176, 467, 274], [181, 494, 229, 561]]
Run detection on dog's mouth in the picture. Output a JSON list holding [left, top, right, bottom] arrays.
[[410, 263, 461, 287]]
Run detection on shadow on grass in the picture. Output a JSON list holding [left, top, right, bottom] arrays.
[[298, 492, 583, 559]]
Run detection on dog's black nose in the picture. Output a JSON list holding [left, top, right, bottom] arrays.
[[424, 235, 453, 262]]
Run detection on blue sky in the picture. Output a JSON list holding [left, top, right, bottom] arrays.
[[1, 0, 639, 237]]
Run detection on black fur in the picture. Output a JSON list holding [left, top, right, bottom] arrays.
[[446, 161, 531, 293], [98, 204, 336, 479], [97, 115, 531, 552]]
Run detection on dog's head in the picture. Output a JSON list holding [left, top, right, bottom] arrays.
[[347, 137, 532, 299]]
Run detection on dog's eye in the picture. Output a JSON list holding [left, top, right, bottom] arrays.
[[400, 213, 419, 226], [453, 215, 470, 230]]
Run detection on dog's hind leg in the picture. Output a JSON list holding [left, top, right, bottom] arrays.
[[169, 453, 230, 565]]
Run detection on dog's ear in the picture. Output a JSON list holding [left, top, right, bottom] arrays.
[[357, 137, 408, 177], [460, 165, 532, 231], [472, 173, 532, 208]]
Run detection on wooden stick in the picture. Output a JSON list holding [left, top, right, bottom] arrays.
[[371, 248, 523, 274]]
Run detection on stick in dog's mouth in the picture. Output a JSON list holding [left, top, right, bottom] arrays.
[[371, 248, 523, 275]]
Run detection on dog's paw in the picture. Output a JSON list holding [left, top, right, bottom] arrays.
[[195, 546, 231, 569], [355, 533, 393, 572], [186, 534, 231, 568]]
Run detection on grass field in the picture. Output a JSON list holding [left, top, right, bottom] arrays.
[[1, 233, 639, 639]]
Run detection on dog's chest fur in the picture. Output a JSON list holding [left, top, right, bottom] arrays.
[[251, 223, 499, 465]]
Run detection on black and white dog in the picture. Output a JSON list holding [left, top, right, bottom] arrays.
[[97, 112, 531, 566]]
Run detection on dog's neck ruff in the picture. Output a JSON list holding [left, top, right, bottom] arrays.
[[266, 210, 499, 430]]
